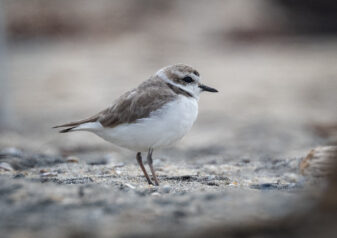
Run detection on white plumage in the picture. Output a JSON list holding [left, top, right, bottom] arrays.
[[76, 95, 198, 152]]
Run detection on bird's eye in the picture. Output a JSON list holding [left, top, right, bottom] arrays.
[[182, 76, 194, 83]]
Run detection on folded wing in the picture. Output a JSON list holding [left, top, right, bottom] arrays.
[[53, 79, 176, 133]]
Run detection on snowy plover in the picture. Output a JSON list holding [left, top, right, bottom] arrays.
[[54, 64, 218, 185]]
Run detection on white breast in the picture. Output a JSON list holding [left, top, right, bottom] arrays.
[[93, 95, 198, 152]]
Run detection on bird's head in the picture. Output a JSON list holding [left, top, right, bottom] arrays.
[[156, 64, 218, 99]]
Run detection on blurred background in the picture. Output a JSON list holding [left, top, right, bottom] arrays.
[[0, 0, 337, 237], [0, 0, 337, 152]]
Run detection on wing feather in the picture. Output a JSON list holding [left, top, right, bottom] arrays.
[[53, 78, 177, 132], [99, 79, 176, 127]]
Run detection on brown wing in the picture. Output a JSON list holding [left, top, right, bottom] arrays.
[[99, 79, 176, 128], [53, 78, 177, 132]]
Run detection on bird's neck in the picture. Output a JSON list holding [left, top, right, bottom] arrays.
[[165, 82, 194, 98]]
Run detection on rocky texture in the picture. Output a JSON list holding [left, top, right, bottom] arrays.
[[0, 144, 326, 238]]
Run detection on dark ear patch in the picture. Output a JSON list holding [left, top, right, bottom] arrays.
[[193, 70, 200, 77]]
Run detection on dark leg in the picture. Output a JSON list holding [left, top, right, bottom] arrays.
[[136, 152, 153, 185], [147, 148, 159, 186]]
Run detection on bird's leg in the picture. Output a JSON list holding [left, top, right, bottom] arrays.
[[147, 148, 159, 186], [136, 152, 153, 185]]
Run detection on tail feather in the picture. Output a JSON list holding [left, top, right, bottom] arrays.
[[59, 127, 77, 133], [53, 114, 100, 132], [53, 123, 77, 128], [53, 118, 96, 128]]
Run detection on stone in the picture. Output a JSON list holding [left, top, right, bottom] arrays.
[[0, 162, 14, 171], [161, 185, 171, 193], [66, 156, 79, 163]]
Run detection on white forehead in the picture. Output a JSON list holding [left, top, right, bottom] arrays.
[[172, 69, 200, 82], [156, 65, 200, 82]]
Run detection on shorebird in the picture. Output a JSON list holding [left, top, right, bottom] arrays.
[[54, 64, 218, 185]]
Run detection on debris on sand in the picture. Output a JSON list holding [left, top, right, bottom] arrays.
[[300, 146, 337, 177], [0, 162, 14, 171]]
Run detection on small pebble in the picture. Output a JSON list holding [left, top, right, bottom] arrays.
[[161, 185, 171, 193], [13, 173, 25, 179], [124, 183, 136, 189], [66, 156, 79, 163], [206, 175, 216, 181], [87, 159, 107, 165], [0, 162, 14, 171], [206, 181, 219, 186], [249, 183, 291, 190], [151, 192, 161, 196], [40, 172, 58, 177]]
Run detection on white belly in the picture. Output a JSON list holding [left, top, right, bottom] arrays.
[[94, 96, 198, 152]]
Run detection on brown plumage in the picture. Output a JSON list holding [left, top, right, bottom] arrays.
[[53, 77, 194, 132], [165, 65, 200, 86]]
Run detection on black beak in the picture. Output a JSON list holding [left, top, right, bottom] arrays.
[[199, 84, 218, 93]]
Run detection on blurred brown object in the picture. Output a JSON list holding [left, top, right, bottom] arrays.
[[3, 0, 173, 40], [319, 148, 337, 212], [312, 123, 337, 144], [300, 146, 337, 177]]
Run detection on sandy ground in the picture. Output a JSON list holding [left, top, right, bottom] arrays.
[[1, 2, 337, 236]]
